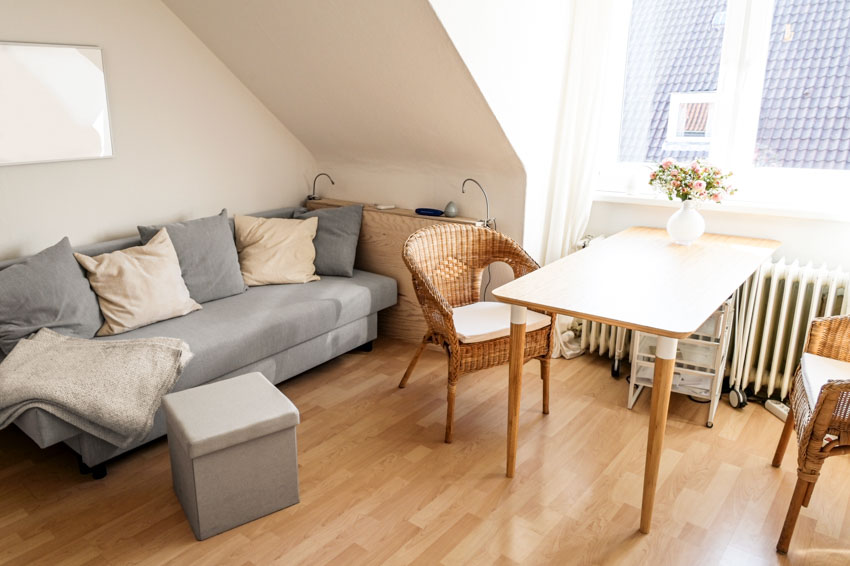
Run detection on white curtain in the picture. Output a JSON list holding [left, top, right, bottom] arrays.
[[539, 0, 625, 357]]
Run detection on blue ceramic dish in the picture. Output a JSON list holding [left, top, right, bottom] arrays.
[[415, 208, 444, 217]]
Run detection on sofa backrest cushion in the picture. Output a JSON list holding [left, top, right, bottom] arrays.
[[75, 229, 202, 336], [226, 206, 305, 233], [0, 207, 308, 275], [234, 215, 320, 286], [294, 204, 363, 277], [0, 206, 310, 352], [0, 237, 103, 356], [138, 209, 246, 304]]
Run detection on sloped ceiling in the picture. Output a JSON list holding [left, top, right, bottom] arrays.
[[163, 0, 523, 176]]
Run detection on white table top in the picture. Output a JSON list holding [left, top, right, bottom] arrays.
[[493, 227, 780, 339]]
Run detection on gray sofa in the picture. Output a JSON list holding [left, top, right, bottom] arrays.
[[0, 206, 397, 472]]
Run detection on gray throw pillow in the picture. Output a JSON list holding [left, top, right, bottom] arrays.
[[0, 237, 103, 356], [294, 205, 363, 277], [138, 209, 245, 304]]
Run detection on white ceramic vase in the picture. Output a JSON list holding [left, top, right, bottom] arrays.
[[666, 200, 705, 245]]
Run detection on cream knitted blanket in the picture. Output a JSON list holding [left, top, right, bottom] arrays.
[[0, 328, 192, 448]]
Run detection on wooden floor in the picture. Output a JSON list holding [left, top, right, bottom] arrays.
[[2, 339, 850, 565]]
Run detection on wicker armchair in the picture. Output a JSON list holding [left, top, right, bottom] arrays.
[[772, 314, 850, 554], [398, 223, 555, 443]]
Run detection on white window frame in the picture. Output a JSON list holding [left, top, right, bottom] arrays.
[[592, 0, 850, 219]]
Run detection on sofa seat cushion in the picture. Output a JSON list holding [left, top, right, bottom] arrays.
[[97, 270, 396, 391]]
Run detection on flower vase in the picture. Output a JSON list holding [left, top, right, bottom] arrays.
[[666, 200, 705, 245]]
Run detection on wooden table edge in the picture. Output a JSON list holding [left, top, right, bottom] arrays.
[[490, 293, 695, 340]]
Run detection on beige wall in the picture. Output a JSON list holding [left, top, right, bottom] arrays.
[[0, 0, 316, 260], [164, 0, 526, 249], [317, 160, 522, 225]]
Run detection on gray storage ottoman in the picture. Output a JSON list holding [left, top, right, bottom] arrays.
[[162, 372, 300, 540]]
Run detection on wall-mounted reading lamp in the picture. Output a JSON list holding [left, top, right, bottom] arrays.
[[461, 178, 494, 229], [462, 177, 497, 298], [309, 172, 334, 200]]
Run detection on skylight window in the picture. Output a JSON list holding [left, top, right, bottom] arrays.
[[666, 92, 716, 145]]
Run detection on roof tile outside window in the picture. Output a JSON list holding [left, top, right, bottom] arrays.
[[619, 0, 850, 171], [619, 0, 727, 163], [755, 0, 850, 169]]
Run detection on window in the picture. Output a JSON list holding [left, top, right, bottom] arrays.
[[618, 0, 726, 164], [755, 0, 850, 170], [595, 0, 850, 214]]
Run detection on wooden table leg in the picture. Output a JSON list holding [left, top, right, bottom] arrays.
[[506, 305, 527, 478], [639, 335, 678, 534]]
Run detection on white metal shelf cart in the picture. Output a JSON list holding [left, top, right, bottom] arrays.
[[627, 296, 735, 428]]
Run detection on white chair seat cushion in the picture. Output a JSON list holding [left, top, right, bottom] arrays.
[[800, 353, 850, 412], [452, 301, 550, 344]]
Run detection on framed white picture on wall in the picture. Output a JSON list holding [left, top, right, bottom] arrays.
[[0, 41, 113, 166]]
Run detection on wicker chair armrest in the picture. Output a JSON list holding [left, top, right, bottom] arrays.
[[409, 273, 457, 346], [821, 380, 850, 437], [798, 381, 850, 474], [491, 238, 554, 355], [533, 309, 557, 360], [805, 315, 850, 362], [790, 365, 814, 461], [501, 246, 540, 279]]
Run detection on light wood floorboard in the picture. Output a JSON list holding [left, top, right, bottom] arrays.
[[1, 339, 849, 565]]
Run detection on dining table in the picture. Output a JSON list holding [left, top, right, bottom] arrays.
[[492, 226, 780, 533]]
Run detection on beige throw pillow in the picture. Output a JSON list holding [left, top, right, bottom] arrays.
[[74, 228, 202, 336], [234, 215, 320, 286]]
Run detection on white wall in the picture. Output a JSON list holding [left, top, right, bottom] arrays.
[[587, 200, 850, 269], [0, 0, 316, 260], [429, 0, 572, 260]]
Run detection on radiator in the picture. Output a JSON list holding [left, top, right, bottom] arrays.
[[730, 259, 848, 399], [578, 259, 848, 401], [580, 321, 631, 359]]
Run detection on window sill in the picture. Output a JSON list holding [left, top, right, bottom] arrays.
[[593, 191, 850, 223]]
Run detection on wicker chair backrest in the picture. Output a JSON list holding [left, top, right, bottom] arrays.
[[402, 223, 538, 309]]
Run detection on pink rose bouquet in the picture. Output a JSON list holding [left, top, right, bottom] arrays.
[[649, 158, 735, 203]]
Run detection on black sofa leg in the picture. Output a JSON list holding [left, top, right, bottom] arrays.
[[91, 464, 108, 480], [77, 454, 107, 480], [356, 341, 373, 353]]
